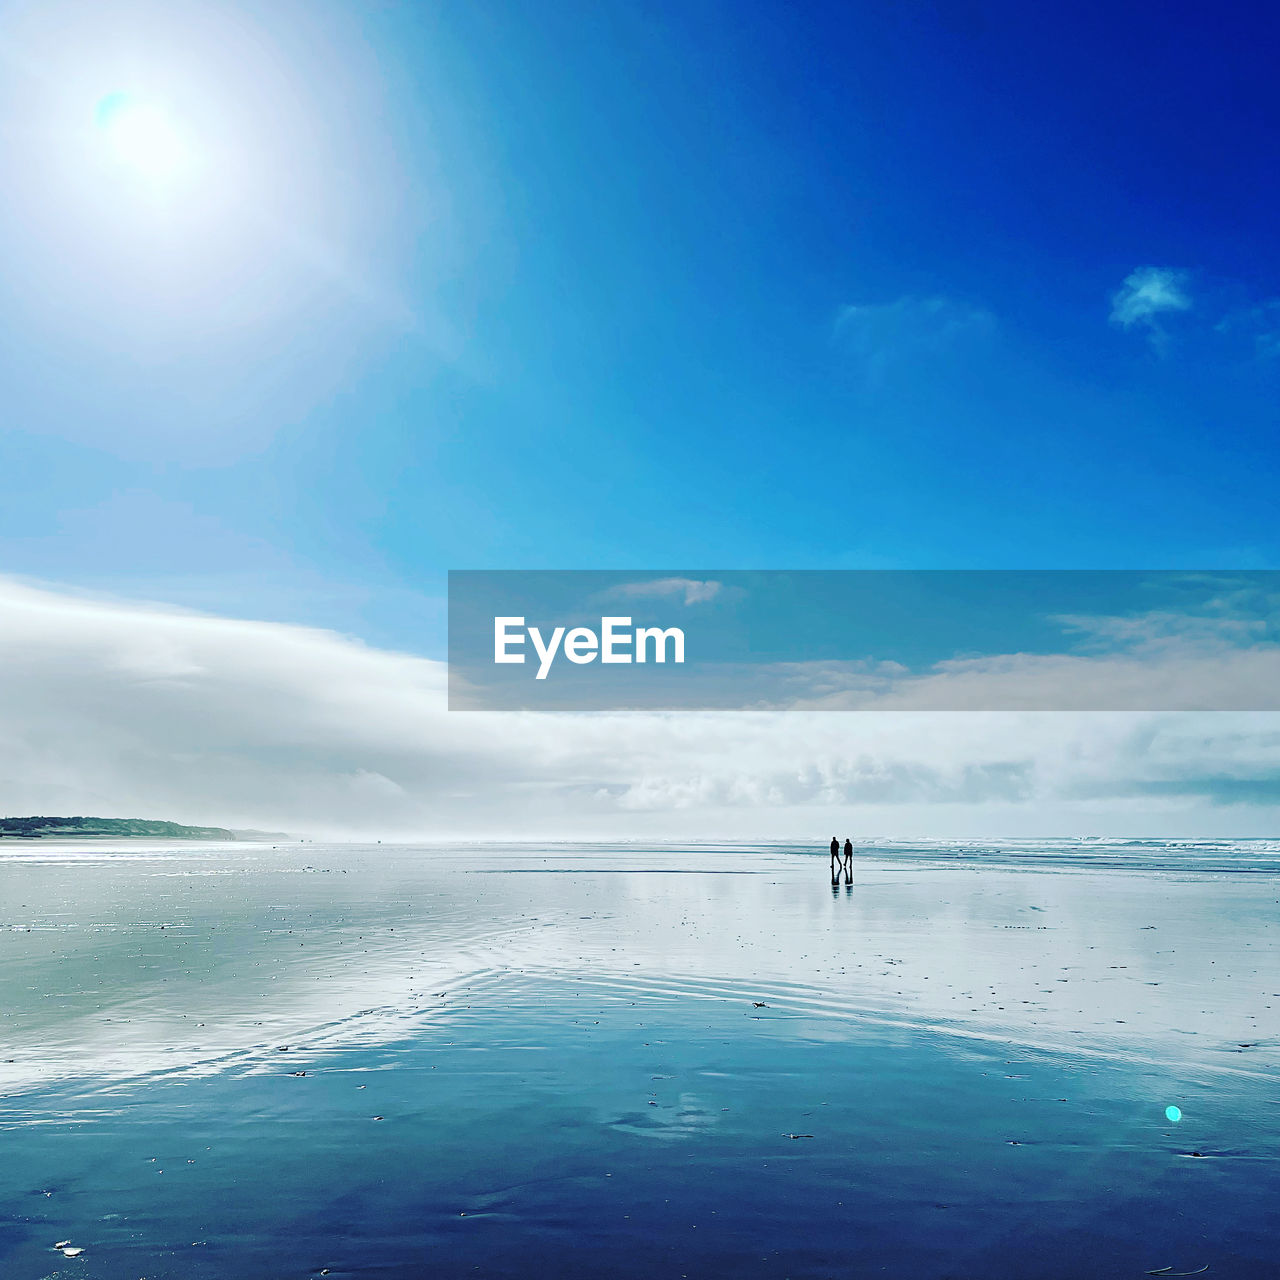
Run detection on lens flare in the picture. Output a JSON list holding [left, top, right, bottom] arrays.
[[1165, 1105, 1182, 1123]]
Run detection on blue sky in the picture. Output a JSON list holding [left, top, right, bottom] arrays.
[[2, 0, 1278, 657]]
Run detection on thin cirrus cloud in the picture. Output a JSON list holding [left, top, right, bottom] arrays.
[[2, 577, 1280, 838], [833, 295, 996, 385], [1109, 266, 1192, 337], [609, 578, 724, 605], [1107, 266, 1280, 361], [1215, 298, 1280, 361]]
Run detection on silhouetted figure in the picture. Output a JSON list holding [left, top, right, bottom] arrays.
[[830, 838, 855, 886]]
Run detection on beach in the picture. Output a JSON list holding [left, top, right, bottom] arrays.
[[1, 840, 1277, 1278]]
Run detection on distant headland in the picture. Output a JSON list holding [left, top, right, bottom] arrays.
[[0, 816, 289, 840]]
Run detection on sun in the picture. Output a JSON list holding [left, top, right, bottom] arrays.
[[94, 91, 190, 180]]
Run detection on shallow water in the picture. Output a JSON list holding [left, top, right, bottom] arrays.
[[1, 841, 1277, 1278]]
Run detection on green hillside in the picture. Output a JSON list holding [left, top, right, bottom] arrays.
[[0, 816, 253, 840]]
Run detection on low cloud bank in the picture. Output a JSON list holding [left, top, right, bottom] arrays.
[[1, 578, 1278, 838]]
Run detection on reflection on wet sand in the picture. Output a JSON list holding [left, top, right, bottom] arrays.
[[0, 840, 1276, 1278]]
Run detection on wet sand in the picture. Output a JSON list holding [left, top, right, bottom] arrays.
[[1, 840, 1277, 1278]]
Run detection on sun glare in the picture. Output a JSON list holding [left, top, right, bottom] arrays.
[[94, 92, 190, 179]]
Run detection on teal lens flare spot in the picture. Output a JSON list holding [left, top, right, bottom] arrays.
[[1165, 1105, 1182, 1123], [94, 91, 133, 129]]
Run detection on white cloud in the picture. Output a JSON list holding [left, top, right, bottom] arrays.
[[771, 646, 1280, 712], [834, 295, 995, 384], [1, 578, 1279, 839], [610, 578, 723, 605], [755, 604, 1280, 712], [1109, 266, 1191, 337]]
